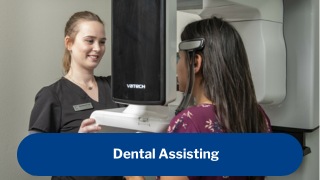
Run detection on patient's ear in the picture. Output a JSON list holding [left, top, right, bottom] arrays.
[[194, 54, 202, 74]]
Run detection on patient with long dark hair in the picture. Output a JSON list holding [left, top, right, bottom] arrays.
[[125, 16, 272, 180]]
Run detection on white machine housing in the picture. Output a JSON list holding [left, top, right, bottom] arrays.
[[178, 0, 286, 105], [91, 0, 318, 132]]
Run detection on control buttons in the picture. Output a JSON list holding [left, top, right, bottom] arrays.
[[139, 117, 149, 122]]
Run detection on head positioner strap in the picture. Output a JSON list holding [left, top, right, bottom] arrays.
[[179, 38, 205, 52], [175, 38, 205, 115]]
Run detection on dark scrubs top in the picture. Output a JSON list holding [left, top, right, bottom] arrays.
[[29, 76, 124, 180], [29, 76, 123, 133]]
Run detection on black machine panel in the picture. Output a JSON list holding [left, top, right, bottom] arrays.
[[112, 0, 166, 105]]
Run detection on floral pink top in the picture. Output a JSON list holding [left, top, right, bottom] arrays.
[[168, 104, 272, 134], [158, 104, 272, 180]]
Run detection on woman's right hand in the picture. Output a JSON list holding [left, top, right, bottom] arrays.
[[78, 118, 101, 133]]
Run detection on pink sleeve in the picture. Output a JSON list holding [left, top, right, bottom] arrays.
[[258, 105, 273, 133], [265, 113, 273, 133]]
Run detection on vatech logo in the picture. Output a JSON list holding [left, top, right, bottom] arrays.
[[126, 84, 146, 89]]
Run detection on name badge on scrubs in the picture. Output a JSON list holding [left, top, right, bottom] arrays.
[[73, 103, 93, 111]]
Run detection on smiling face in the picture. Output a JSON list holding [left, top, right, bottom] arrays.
[[68, 20, 106, 72]]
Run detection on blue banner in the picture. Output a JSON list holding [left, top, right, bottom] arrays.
[[18, 133, 302, 176]]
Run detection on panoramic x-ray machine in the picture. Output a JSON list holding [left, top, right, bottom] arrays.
[[91, 0, 319, 155]]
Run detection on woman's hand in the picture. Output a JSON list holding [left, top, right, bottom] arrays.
[[124, 176, 188, 180], [160, 177, 189, 180], [78, 118, 101, 133], [124, 176, 145, 180]]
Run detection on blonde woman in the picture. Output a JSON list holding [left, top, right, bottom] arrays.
[[29, 11, 123, 180]]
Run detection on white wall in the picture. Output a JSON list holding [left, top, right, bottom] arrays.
[[0, 0, 112, 179]]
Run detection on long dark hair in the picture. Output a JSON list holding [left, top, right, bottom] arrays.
[[181, 17, 267, 180]]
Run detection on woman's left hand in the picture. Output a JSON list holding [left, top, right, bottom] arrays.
[[160, 176, 189, 180], [78, 118, 101, 133], [124, 176, 145, 180]]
